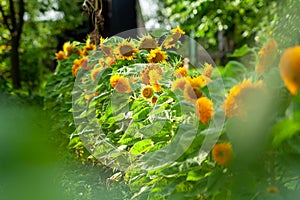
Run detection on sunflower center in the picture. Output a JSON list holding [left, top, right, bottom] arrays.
[[120, 45, 135, 57]]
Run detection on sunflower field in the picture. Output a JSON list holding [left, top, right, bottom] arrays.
[[43, 22, 300, 200]]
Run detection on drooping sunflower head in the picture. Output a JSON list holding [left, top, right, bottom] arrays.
[[110, 74, 132, 93], [147, 48, 168, 63], [256, 38, 278, 75], [63, 41, 80, 57], [279, 45, 300, 95], [91, 67, 103, 82], [212, 142, 233, 166], [222, 80, 265, 119], [116, 40, 138, 60], [183, 84, 203, 103], [141, 86, 154, 99], [195, 97, 214, 124], [71, 57, 89, 76], [139, 36, 158, 51]]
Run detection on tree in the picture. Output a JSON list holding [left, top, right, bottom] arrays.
[[0, 0, 24, 89]]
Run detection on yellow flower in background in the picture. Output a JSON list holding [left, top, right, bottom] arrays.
[[223, 80, 264, 118], [139, 36, 158, 51], [183, 75, 209, 103], [163, 37, 177, 49], [55, 50, 67, 61], [110, 75, 132, 93], [141, 65, 163, 85], [267, 186, 279, 194], [279, 46, 300, 95], [255, 38, 278, 75], [170, 26, 185, 35], [63, 41, 81, 57], [174, 67, 187, 77], [195, 97, 214, 124], [171, 78, 187, 91], [147, 48, 167, 63], [141, 86, 154, 99], [116, 40, 138, 60], [212, 143, 233, 166], [203, 63, 213, 78]]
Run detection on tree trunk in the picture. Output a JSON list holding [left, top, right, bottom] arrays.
[[10, 35, 21, 89]]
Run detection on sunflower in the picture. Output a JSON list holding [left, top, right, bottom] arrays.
[[152, 83, 162, 92], [84, 90, 99, 103], [212, 142, 233, 166], [147, 48, 167, 63], [170, 26, 185, 35], [139, 36, 158, 51], [183, 75, 208, 103], [140, 65, 163, 85], [141, 86, 154, 99], [174, 67, 187, 77], [203, 63, 213, 78], [91, 67, 103, 82], [82, 44, 96, 56], [256, 38, 278, 75], [171, 78, 187, 91], [55, 50, 67, 61], [163, 37, 177, 49], [63, 41, 80, 57], [100, 45, 114, 58], [195, 97, 214, 124], [279, 46, 300, 95], [116, 40, 138, 60], [222, 80, 264, 119], [110, 74, 132, 93], [72, 57, 88, 76], [149, 69, 162, 84]]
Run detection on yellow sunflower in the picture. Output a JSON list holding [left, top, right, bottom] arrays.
[[279, 46, 300, 95], [55, 50, 67, 61], [174, 67, 187, 77], [170, 26, 185, 35], [82, 44, 96, 56], [63, 41, 81, 57], [222, 80, 264, 119], [183, 75, 208, 103], [152, 83, 162, 92], [72, 57, 88, 76], [212, 142, 233, 166], [110, 74, 132, 93], [147, 48, 167, 63], [139, 36, 158, 51], [141, 86, 154, 99], [91, 67, 103, 82], [140, 65, 163, 85], [256, 38, 278, 75], [171, 78, 187, 91], [195, 97, 214, 124], [116, 40, 138, 60]]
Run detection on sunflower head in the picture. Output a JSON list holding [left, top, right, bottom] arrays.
[[279, 46, 300, 95], [55, 50, 67, 61], [110, 74, 132, 93], [63, 41, 80, 57], [212, 142, 233, 166], [171, 78, 187, 91], [223, 80, 265, 119], [170, 26, 185, 35], [72, 57, 88, 76], [195, 97, 214, 124], [82, 44, 96, 56], [116, 40, 138, 60], [141, 65, 163, 85], [174, 67, 187, 77], [141, 86, 154, 99], [147, 48, 168, 63], [256, 38, 278, 75], [91, 67, 103, 82], [139, 36, 158, 51]]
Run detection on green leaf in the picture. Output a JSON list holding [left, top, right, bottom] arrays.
[[186, 170, 203, 181], [227, 44, 251, 57], [130, 139, 153, 155], [223, 61, 247, 79], [272, 118, 300, 147], [133, 107, 150, 121]]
